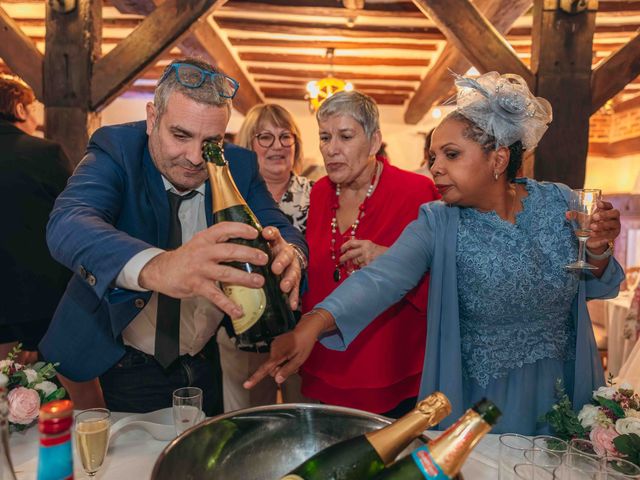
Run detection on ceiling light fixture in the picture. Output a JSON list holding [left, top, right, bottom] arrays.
[[306, 48, 353, 112]]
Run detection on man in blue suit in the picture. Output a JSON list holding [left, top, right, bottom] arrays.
[[40, 58, 308, 415]]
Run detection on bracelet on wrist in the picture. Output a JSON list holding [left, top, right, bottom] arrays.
[[586, 241, 614, 260], [289, 244, 308, 270], [305, 308, 335, 334]]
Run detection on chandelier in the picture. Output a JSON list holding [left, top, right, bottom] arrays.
[[306, 48, 353, 112]]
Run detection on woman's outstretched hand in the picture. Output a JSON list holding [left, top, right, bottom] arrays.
[[243, 309, 336, 388]]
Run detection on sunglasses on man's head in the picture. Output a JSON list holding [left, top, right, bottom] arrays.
[[159, 63, 239, 99]]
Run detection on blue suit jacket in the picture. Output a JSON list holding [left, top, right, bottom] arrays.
[[40, 121, 307, 381]]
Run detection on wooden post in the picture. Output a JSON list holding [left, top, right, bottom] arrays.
[[531, 0, 597, 188], [44, 0, 102, 169]]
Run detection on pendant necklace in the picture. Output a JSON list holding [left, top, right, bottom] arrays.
[[330, 161, 381, 282]]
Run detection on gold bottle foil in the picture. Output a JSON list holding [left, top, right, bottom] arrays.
[[207, 162, 246, 213], [427, 409, 491, 477], [366, 391, 451, 465]]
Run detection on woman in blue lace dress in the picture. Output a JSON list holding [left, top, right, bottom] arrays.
[[245, 72, 624, 434]]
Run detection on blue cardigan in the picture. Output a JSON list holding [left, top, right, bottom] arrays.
[[41, 121, 307, 381], [318, 181, 623, 428]]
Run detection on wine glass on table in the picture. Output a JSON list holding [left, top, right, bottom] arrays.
[[74, 408, 111, 478], [565, 189, 601, 271]]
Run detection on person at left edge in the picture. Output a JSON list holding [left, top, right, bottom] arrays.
[[39, 58, 308, 416]]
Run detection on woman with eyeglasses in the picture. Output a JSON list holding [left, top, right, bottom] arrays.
[[218, 103, 312, 411], [236, 104, 313, 233]]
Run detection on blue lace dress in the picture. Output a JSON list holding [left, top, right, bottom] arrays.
[[317, 178, 622, 435], [457, 178, 579, 433]]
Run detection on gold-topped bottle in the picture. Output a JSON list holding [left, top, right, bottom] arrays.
[[371, 399, 501, 479], [203, 141, 297, 351], [280, 392, 452, 480]]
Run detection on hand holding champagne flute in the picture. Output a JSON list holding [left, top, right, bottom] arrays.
[[74, 408, 111, 478], [566, 189, 601, 271], [565, 188, 621, 274]]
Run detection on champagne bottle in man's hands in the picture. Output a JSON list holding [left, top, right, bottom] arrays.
[[203, 141, 296, 352]]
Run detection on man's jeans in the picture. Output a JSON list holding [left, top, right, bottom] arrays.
[[100, 342, 223, 417]]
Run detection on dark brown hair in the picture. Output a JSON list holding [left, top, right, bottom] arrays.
[[0, 75, 35, 123]]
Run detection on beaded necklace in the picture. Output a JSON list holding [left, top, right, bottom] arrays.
[[330, 161, 381, 282]]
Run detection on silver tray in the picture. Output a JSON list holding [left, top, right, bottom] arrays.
[[151, 403, 463, 480]]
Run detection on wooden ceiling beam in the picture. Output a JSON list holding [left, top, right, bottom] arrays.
[[0, 5, 43, 99], [591, 33, 640, 113], [598, 0, 640, 12], [180, 19, 263, 114], [260, 86, 408, 105], [215, 17, 446, 40], [92, 0, 228, 110], [613, 91, 640, 112], [228, 38, 439, 51], [404, 0, 531, 124], [253, 78, 416, 91], [411, 0, 533, 86], [239, 52, 430, 67], [247, 66, 422, 81], [14, 17, 143, 28], [109, 0, 261, 114], [220, 0, 424, 17]]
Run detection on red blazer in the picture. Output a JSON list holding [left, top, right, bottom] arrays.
[[301, 159, 440, 412]]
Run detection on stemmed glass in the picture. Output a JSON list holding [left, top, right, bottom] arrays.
[[74, 408, 111, 478], [565, 189, 601, 271]]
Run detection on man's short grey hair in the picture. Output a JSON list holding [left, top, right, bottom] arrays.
[[316, 90, 380, 140], [154, 58, 232, 119]]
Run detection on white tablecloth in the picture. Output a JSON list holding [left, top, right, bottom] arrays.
[[8, 411, 502, 479], [590, 290, 636, 376]]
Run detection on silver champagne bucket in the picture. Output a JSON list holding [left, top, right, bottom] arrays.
[[151, 403, 463, 480]]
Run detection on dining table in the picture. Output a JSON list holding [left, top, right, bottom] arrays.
[[7, 409, 505, 479]]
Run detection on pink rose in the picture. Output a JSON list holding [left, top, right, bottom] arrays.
[[7, 387, 41, 425], [590, 426, 620, 457]]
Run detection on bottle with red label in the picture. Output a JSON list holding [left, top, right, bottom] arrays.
[[37, 399, 74, 480], [371, 399, 501, 480]]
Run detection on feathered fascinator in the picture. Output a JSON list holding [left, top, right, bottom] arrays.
[[453, 71, 553, 150]]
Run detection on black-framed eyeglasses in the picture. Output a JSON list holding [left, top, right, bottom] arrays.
[[159, 63, 239, 99], [254, 131, 296, 148]]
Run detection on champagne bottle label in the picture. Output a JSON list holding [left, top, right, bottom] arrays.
[[281, 476, 304, 480], [411, 446, 448, 479], [223, 285, 267, 334]]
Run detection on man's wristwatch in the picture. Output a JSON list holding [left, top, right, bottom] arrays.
[[586, 241, 614, 260], [290, 244, 308, 270]]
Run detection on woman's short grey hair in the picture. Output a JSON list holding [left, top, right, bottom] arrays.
[[316, 90, 380, 140], [154, 58, 232, 120]]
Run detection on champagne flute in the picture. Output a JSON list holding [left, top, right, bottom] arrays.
[[565, 189, 601, 271], [74, 408, 111, 478]]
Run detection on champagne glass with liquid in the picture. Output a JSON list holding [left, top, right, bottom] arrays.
[[565, 189, 601, 271], [74, 408, 111, 478]]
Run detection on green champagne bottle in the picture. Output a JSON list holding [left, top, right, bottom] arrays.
[[371, 399, 501, 480], [203, 141, 297, 352], [280, 392, 452, 480]]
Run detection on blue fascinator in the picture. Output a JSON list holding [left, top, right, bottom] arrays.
[[453, 71, 553, 150]]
